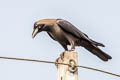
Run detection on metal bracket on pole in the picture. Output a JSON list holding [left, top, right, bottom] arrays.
[[56, 51, 78, 80]]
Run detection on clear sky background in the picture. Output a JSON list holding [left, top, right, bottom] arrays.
[[0, 0, 120, 80]]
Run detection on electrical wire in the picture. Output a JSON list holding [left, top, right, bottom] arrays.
[[0, 56, 120, 77]]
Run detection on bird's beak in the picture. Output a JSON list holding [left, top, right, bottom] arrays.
[[32, 28, 39, 38]]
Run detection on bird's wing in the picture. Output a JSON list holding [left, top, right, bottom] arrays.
[[56, 19, 92, 42]]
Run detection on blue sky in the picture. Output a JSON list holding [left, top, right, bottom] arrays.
[[0, 0, 120, 80]]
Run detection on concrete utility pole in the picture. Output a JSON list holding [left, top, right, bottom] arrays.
[[56, 51, 78, 80]]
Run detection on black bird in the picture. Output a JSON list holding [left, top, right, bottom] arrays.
[[32, 18, 112, 61]]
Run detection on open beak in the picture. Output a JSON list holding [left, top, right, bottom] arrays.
[[32, 28, 39, 38]]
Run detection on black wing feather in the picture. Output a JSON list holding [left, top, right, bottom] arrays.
[[56, 19, 92, 42]]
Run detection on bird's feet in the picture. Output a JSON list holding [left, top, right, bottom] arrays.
[[68, 48, 75, 52]]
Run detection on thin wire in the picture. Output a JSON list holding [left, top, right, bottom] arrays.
[[0, 56, 120, 77], [0, 56, 68, 65], [77, 65, 120, 77]]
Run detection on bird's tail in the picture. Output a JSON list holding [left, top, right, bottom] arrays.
[[83, 41, 112, 61]]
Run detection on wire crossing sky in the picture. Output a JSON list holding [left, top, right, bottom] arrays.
[[0, 56, 120, 77], [0, 0, 120, 80]]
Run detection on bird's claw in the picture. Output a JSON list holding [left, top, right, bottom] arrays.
[[68, 49, 75, 52]]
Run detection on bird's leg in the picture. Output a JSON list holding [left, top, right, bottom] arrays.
[[70, 41, 75, 51], [60, 44, 68, 51]]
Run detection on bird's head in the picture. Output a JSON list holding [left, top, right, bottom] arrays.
[[32, 22, 45, 38], [32, 19, 54, 38]]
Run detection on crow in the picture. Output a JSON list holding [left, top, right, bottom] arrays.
[[32, 18, 112, 61]]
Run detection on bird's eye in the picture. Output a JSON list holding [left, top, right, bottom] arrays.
[[34, 23, 38, 29], [38, 26, 41, 29]]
